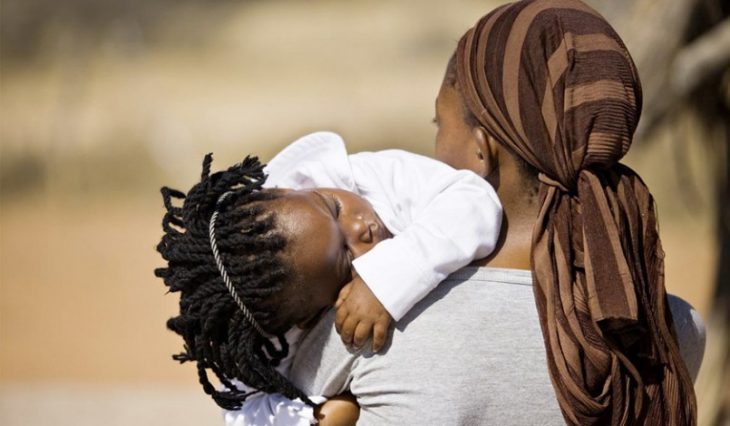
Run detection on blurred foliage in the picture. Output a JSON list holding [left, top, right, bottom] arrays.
[[1, 0, 236, 60], [0, 152, 46, 198], [1, 0, 499, 202]]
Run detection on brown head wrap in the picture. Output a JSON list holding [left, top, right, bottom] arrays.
[[455, 0, 697, 424]]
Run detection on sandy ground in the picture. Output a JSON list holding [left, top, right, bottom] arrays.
[[0, 383, 217, 426]]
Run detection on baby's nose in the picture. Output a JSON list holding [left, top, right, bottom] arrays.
[[345, 219, 377, 257], [350, 219, 374, 243]]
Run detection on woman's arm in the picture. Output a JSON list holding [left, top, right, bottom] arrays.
[[314, 393, 360, 426]]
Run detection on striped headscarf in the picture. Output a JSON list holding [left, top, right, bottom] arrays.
[[454, 0, 697, 424]]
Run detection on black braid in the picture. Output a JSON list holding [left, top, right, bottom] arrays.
[[155, 154, 314, 410]]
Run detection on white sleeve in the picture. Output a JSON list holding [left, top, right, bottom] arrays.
[[350, 150, 502, 321], [222, 395, 326, 426], [262, 131, 355, 191]]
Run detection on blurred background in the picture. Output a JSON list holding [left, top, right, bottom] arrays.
[[1, 0, 728, 424]]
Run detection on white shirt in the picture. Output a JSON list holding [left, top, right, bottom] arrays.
[[263, 131, 502, 321]]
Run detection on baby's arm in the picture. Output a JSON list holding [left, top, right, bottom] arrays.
[[335, 149, 501, 350], [344, 149, 502, 323]]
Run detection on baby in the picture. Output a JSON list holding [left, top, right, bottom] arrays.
[[155, 131, 501, 422]]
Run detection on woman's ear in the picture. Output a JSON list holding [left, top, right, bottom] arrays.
[[472, 126, 495, 178]]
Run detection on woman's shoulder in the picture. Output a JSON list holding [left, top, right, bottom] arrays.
[[446, 265, 532, 284]]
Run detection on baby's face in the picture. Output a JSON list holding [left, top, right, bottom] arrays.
[[268, 188, 392, 329]]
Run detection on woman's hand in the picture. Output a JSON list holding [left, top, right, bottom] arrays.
[[314, 393, 360, 426]]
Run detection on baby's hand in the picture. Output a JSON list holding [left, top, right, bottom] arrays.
[[335, 276, 391, 352]]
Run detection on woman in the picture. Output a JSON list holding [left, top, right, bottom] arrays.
[[289, 0, 701, 424], [435, 0, 698, 423]]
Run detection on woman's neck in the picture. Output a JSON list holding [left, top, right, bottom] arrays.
[[473, 172, 540, 270]]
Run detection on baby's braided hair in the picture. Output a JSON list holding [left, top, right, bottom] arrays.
[[155, 154, 313, 410]]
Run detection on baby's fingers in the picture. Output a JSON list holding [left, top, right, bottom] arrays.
[[372, 321, 388, 352], [338, 316, 358, 346], [335, 283, 352, 309], [353, 322, 372, 349], [335, 304, 349, 333]]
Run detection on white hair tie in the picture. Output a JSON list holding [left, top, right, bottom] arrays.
[[209, 191, 268, 337]]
